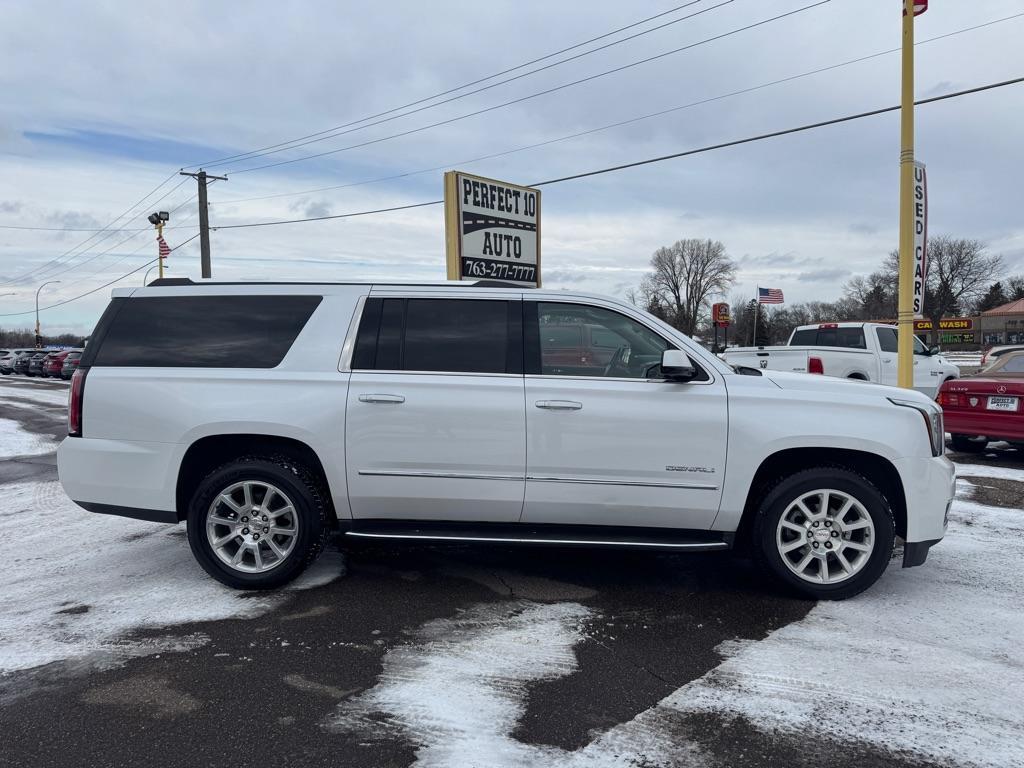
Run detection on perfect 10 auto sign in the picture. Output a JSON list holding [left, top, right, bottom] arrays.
[[444, 171, 541, 287]]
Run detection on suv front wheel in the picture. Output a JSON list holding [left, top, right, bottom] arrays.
[[753, 467, 895, 600], [186, 455, 329, 589]]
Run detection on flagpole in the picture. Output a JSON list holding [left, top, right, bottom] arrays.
[[157, 221, 165, 280], [753, 286, 759, 346]]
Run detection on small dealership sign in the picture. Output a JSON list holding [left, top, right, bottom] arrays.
[[444, 171, 541, 287], [712, 302, 731, 327], [912, 161, 928, 319]]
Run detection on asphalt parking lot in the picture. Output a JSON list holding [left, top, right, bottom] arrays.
[[1, 374, 1021, 768]]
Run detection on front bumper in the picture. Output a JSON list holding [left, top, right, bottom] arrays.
[[893, 453, 954, 568]]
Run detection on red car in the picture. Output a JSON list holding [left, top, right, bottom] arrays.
[[938, 351, 1024, 453], [42, 350, 71, 378]]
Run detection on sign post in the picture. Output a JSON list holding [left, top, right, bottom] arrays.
[[712, 302, 731, 352], [444, 171, 541, 287]]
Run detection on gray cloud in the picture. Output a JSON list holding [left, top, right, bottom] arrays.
[[0, 201, 22, 214], [798, 268, 852, 283]]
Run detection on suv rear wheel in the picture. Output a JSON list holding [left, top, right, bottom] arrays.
[[186, 455, 329, 589], [753, 467, 895, 600]]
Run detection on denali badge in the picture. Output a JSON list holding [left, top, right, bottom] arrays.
[[666, 465, 716, 474]]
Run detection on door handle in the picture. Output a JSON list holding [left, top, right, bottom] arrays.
[[535, 400, 582, 411], [881, 358, 893, 363], [358, 394, 405, 404]]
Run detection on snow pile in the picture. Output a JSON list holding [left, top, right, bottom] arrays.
[[0, 417, 58, 457], [0, 480, 344, 674], [0, 380, 70, 407]]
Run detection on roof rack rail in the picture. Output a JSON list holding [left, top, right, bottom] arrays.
[[471, 280, 534, 288]]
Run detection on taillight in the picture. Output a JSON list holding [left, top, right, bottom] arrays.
[[808, 356, 824, 375], [68, 368, 86, 436], [938, 392, 960, 407]]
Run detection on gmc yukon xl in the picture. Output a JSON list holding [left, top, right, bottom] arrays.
[[57, 279, 954, 599]]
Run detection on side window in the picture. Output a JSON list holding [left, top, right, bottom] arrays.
[[90, 295, 322, 368], [529, 302, 675, 379], [875, 327, 899, 353], [1000, 355, 1024, 373], [352, 298, 521, 374], [790, 329, 817, 346]]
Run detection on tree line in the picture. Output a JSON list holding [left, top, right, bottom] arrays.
[[0, 329, 87, 348], [628, 236, 1021, 347]]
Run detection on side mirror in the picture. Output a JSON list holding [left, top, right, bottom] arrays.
[[928, 345, 940, 356], [661, 349, 697, 382]]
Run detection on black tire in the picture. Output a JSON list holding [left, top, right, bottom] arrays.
[[752, 466, 895, 600], [950, 434, 988, 454], [186, 455, 330, 589]]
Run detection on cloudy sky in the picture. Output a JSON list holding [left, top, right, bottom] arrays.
[[1, 0, 1022, 333]]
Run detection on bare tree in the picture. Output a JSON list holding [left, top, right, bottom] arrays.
[[923, 237, 1002, 328], [639, 239, 736, 335]]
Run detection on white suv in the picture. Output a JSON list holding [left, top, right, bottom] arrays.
[[57, 279, 954, 599]]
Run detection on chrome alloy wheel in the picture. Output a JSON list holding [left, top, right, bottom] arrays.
[[775, 488, 875, 585], [206, 480, 299, 573]]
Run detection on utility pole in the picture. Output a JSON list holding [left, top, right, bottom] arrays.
[[897, 0, 926, 388], [180, 169, 227, 278]]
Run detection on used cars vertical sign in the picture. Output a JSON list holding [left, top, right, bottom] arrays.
[[912, 161, 928, 318], [444, 171, 541, 287]]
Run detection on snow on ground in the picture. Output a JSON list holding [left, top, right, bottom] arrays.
[[331, 480, 1024, 768], [955, 461, 1024, 482], [0, 479, 345, 675], [944, 352, 984, 368], [331, 601, 705, 768], [646, 492, 1024, 767], [0, 379, 70, 407], [0, 417, 58, 457]]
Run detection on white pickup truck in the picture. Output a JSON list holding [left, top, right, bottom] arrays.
[[722, 322, 959, 397]]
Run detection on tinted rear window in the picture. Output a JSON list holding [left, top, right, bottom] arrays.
[[91, 295, 321, 368], [353, 297, 521, 374], [789, 329, 816, 346]]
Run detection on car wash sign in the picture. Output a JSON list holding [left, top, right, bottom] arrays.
[[444, 171, 541, 287], [912, 161, 928, 319]]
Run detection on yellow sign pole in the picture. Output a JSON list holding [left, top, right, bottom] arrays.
[[157, 221, 165, 280], [896, 0, 916, 389]]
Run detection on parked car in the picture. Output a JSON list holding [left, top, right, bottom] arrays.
[[722, 322, 959, 397], [43, 350, 71, 378], [58, 279, 952, 600], [13, 351, 35, 375], [61, 350, 83, 380], [0, 349, 23, 375], [938, 350, 1024, 453], [17, 351, 43, 375], [980, 344, 1024, 369], [27, 351, 52, 377]]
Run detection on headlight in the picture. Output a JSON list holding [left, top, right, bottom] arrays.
[[889, 398, 945, 456]]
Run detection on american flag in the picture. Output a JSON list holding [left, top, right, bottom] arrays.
[[158, 235, 171, 260], [758, 287, 785, 304], [903, 0, 927, 16]]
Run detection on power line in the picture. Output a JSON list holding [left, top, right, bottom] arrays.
[[212, 75, 1024, 230], [187, 0, 718, 169], [0, 233, 201, 318], [19, 193, 199, 285], [228, 1, 831, 175], [3, 173, 187, 285], [10, 74, 1022, 316], [200, 0, 733, 171], [214, 12, 1024, 207]]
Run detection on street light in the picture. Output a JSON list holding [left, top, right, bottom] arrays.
[[35, 280, 62, 349]]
